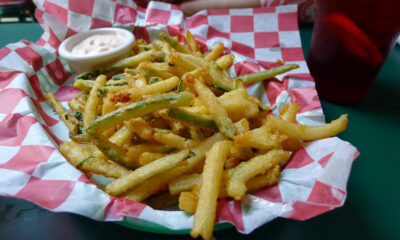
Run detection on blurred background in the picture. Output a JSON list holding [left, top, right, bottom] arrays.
[[0, 0, 35, 23]]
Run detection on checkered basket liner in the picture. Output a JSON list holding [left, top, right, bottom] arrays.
[[0, 0, 358, 234]]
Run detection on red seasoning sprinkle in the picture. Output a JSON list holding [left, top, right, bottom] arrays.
[[111, 93, 131, 102]]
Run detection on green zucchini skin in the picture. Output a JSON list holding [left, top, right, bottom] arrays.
[[168, 108, 218, 130], [149, 77, 161, 84], [73, 79, 128, 93], [76, 70, 101, 80], [177, 78, 184, 92], [175, 53, 235, 92], [208, 62, 235, 92], [75, 50, 161, 80], [159, 32, 191, 54], [93, 135, 137, 169], [124, 69, 153, 77], [73, 80, 93, 92], [102, 49, 160, 74], [76, 156, 93, 168], [86, 92, 194, 135], [234, 64, 299, 84], [112, 73, 126, 80]]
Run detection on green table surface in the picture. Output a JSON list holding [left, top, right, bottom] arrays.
[[0, 23, 399, 240]]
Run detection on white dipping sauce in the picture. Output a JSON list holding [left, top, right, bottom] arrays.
[[71, 33, 125, 55]]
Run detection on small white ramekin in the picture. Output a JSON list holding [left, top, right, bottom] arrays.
[[59, 27, 135, 74]]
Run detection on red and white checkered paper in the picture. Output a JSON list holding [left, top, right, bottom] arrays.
[[0, 0, 359, 234], [260, 0, 316, 22]]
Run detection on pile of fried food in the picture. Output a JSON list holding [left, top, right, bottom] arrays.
[[46, 31, 348, 240]]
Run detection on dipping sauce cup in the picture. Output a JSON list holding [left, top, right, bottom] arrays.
[[59, 27, 135, 74], [308, 0, 400, 104]]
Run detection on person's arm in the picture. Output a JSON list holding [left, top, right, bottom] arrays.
[[178, 0, 261, 16]]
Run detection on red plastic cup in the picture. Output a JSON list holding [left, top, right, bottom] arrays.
[[308, 0, 400, 104]]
